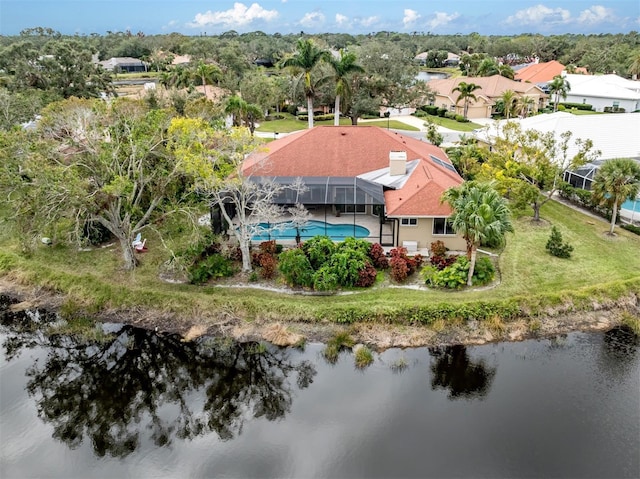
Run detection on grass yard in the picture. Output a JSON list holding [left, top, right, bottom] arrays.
[[256, 113, 419, 133], [1, 200, 639, 326], [420, 114, 483, 132]]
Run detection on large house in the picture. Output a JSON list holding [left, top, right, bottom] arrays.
[[427, 75, 548, 119], [562, 74, 640, 112], [241, 126, 467, 252]]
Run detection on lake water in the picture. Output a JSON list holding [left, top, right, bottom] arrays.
[[416, 71, 449, 82], [1, 304, 639, 478]]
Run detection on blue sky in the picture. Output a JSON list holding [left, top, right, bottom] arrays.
[[2, 1, 639, 36]]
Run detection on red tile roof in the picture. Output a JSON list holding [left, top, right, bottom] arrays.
[[515, 60, 565, 84], [242, 126, 463, 217]]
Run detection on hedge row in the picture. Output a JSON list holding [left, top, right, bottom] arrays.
[[559, 102, 593, 111]]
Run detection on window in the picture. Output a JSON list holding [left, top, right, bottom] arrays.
[[433, 218, 455, 235], [401, 218, 418, 226], [613, 101, 620, 108]]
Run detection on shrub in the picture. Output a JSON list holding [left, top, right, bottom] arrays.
[[472, 256, 495, 285], [278, 248, 314, 287], [339, 237, 371, 256], [430, 240, 447, 257], [188, 254, 236, 284], [313, 266, 339, 291], [546, 226, 574, 259], [455, 114, 469, 123], [427, 256, 470, 289], [325, 249, 368, 287], [437, 107, 447, 117], [389, 247, 418, 282], [369, 243, 389, 269], [559, 102, 593, 111], [302, 235, 337, 269], [622, 224, 640, 236], [259, 240, 278, 255], [444, 111, 457, 119], [355, 262, 378, 287], [258, 253, 277, 279]]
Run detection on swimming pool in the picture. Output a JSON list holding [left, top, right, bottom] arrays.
[[252, 220, 370, 241], [621, 198, 640, 213]]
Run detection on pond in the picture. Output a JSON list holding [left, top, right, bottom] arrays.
[[415, 71, 449, 82], [1, 304, 638, 478]]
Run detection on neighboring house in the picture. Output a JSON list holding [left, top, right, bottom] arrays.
[[241, 126, 467, 251], [563, 73, 640, 112], [98, 57, 147, 73], [515, 60, 566, 85], [472, 112, 640, 220], [427, 75, 548, 119], [171, 54, 191, 66]]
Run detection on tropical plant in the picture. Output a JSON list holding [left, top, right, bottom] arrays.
[[278, 248, 314, 287], [280, 39, 331, 129], [498, 90, 517, 119], [548, 75, 571, 112], [196, 60, 222, 97], [452, 82, 481, 119], [591, 158, 640, 235], [327, 50, 364, 126], [516, 95, 535, 118], [441, 181, 513, 286]]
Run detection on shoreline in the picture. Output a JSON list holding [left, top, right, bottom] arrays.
[[2, 277, 637, 350]]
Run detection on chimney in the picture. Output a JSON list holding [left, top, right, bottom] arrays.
[[389, 151, 407, 176]]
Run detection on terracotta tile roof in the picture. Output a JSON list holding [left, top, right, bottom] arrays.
[[242, 125, 462, 216], [428, 75, 545, 104], [515, 60, 565, 84], [384, 159, 461, 216]]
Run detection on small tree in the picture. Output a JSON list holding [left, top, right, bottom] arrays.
[[425, 119, 443, 146], [546, 226, 573, 258]]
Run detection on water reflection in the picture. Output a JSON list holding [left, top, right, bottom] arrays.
[[429, 345, 496, 400], [1, 308, 316, 458]]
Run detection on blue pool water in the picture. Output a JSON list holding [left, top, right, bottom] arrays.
[[252, 220, 370, 241], [621, 198, 640, 213]]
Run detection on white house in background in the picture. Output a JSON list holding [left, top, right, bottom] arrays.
[[472, 112, 640, 221], [563, 74, 640, 112]]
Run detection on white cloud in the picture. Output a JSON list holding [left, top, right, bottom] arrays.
[[188, 2, 278, 28], [299, 11, 325, 28], [403, 9, 421, 28], [335, 13, 348, 25], [577, 5, 615, 25], [426, 12, 460, 30], [505, 4, 570, 25], [358, 16, 379, 28]]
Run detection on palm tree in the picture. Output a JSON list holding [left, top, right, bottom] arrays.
[[499, 90, 517, 119], [225, 95, 246, 126], [280, 39, 331, 129], [548, 75, 570, 112], [328, 50, 364, 126], [196, 60, 222, 98], [441, 181, 513, 286], [516, 95, 535, 118], [629, 52, 640, 80], [224, 95, 263, 135], [592, 158, 640, 235], [452, 82, 481, 119]]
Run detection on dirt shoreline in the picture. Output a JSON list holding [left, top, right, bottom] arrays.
[[1, 277, 638, 349]]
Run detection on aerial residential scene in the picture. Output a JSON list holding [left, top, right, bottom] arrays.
[[1, 1, 639, 477]]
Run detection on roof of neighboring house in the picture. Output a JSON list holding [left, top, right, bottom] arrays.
[[515, 60, 566, 84], [564, 74, 640, 100], [99, 57, 145, 69], [171, 54, 191, 65], [473, 112, 640, 161], [242, 126, 463, 217], [428, 75, 546, 105]]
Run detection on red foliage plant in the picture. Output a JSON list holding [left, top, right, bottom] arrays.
[[355, 262, 378, 287], [369, 243, 389, 269]]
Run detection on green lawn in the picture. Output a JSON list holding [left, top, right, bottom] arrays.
[[256, 114, 419, 133], [1, 200, 638, 327], [420, 114, 483, 132]]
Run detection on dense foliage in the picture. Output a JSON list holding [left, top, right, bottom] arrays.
[[545, 226, 574, 259]]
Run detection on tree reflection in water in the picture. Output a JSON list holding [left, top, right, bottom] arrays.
[[1, 309, 316, 458], [429, 345, 496, 400]]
